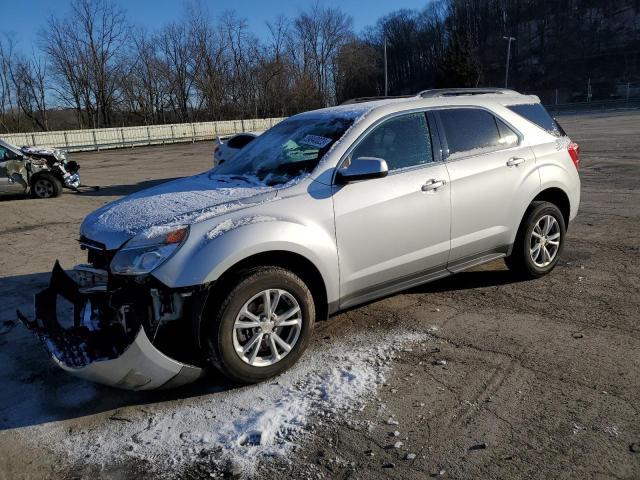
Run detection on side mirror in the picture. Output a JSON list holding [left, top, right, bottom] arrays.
[[336, 157, 388, 184]]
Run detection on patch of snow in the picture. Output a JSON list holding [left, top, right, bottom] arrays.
[[206, 215, 278, 240], [555, 136, 572, 151], [138, 224, 186, 240], [22, 329, 431, 478]]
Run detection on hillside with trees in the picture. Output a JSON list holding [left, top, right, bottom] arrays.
[[1, 0, 639, 133]]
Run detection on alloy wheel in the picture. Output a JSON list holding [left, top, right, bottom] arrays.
[[530, 214, 561, 267], [34, 179, 54, 198], [232, 288, 303, 367]]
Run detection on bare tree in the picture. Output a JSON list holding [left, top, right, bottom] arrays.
[[10, 53, 50, 130], [121, 30, 167, 124], [158, 21, 199, 122], [292, 3, 353, 105], [42, 0, 128, 128], [0, 36, 20, 132]]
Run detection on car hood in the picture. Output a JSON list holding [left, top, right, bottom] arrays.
[[81, 172, 280, 250], [20, 145, 67, 160]]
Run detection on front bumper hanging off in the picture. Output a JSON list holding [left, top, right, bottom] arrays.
[[18, 262, 203, 391]]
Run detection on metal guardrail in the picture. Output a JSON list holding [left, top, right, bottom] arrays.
[[0, 117, 285, 152], [3, 99, 638, 152], [546, 99, 640, 115]]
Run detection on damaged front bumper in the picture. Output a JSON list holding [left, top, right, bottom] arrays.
[[19, 262, 204, 390]]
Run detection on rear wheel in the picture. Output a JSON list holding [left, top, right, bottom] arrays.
[[31, 173, 62, 199], [204, 267, 315, 384], [505, 201, 566, 278]]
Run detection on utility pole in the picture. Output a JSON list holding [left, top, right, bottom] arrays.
[[503, 36, 516, 88], [626, 82, 630, 102], [384, 36, 388, 96], [587, 77, 592, 102]]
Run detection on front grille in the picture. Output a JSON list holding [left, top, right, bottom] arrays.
[[79, 236, 114, 270], [87, 248, 115, 270]]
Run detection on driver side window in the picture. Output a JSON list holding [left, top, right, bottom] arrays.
[[350, 112, 433, 171]]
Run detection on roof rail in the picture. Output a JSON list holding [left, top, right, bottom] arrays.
[[340, 95, 414, 105], [418, 88, 520, 98]]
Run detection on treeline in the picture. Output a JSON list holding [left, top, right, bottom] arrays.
[[1, 0, 639, 133]]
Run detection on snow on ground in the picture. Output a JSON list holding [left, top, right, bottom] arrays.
[[7, 328, 431, 478]]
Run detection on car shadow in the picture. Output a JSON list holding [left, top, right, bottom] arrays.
[[0, 178, 181, 202], [0, 271, 233, 431], [407, 268, 527, 294]]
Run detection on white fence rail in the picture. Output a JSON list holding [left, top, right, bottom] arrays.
[[1, 117, 285, 152]]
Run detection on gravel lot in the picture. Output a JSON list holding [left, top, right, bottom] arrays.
[[0, 112, 639, 479]]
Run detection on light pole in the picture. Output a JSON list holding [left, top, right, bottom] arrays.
[[503, 36, 516, 88], [384, 36, 388, 96]]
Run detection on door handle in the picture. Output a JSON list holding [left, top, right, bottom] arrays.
[[421, 179, 446, 192], [506, 157, 525, 167]]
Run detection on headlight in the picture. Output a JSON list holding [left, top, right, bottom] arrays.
[[110, 226, 188, 275]]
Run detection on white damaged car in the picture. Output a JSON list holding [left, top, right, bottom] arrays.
[[19, 89, 580, 390], [212, 132, 259, 167]]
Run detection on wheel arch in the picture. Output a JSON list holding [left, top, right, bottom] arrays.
[[531, 187, 571, 228], [509, 186, 571, 255], [209, 250, 329, 323], [193, 249, 330, 353]]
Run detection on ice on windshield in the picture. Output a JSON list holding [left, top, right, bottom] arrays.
[[214, 114, 355, 185]]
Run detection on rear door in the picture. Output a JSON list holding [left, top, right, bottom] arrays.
[[332, 111, 451, 307], [435, 107, 540, 269]]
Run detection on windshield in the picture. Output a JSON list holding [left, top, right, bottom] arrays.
[[214, 115, 355, 185], [0, 139, 21, 155]]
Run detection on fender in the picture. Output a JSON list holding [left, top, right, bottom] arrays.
[[509, 182, 577, 250], [152, 217, 340, 305]]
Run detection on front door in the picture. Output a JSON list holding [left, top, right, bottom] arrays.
[[332, 112, 451, 308]]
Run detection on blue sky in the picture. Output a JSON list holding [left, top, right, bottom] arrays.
[[4, 0, 430, 54]]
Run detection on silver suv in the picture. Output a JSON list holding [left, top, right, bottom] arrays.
[[21, 88, 580, 390]]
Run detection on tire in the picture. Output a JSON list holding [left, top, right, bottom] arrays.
[[204, 266, 315, 384], [30, 173, 62, 199], [505, 201, 566, 279]]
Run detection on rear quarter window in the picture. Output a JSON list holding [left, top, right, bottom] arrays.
[[507, 103, 563, 137], [437, 108, 519, 157]]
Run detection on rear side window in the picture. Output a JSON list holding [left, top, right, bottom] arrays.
[[227, 134, 255, 149], [438, 108, 518, 156], [350, 112, 433, 171], [507, 103, 563, 137]]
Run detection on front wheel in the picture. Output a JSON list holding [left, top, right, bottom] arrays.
[[204, 267, 315, 384], [31, 173, 62, 199], [505, 201, 566, 278]]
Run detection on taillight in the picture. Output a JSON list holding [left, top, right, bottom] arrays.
[[568, 141, 580, 169]]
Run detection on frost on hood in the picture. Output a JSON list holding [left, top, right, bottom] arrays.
[[86, 173, 302, 237], [206, 215, 278, 240]]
